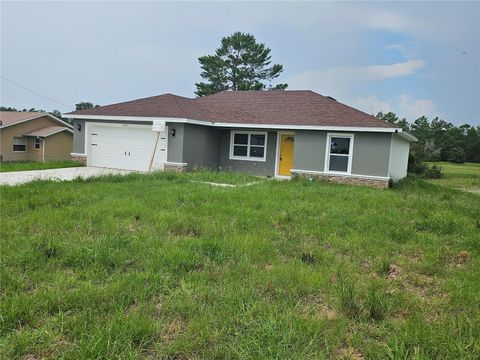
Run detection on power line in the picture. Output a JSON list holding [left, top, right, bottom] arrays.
[[1, 75, 72, 110]]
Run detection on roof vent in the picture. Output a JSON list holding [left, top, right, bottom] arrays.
[[326, 96, 337, 101]]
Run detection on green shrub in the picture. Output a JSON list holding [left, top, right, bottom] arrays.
[[424, 164, 443, 179]]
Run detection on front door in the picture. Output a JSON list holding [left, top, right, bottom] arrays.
[[278, 134, 295, 176]]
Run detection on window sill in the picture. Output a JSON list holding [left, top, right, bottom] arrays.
[[229, 156, 266, 162], [324, 170, 352, 176]]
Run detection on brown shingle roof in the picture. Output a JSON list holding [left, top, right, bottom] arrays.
[[67, 90, 397, 129], [23, 126, 72, 137], [0, 111, 48, 127]]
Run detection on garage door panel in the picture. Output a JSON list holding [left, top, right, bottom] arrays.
[[87, 124, 167, 171]]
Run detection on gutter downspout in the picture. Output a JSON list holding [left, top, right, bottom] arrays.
[[42, 138, 45, 163]]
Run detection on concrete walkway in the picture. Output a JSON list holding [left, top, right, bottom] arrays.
[[0, 167, 132, 186]]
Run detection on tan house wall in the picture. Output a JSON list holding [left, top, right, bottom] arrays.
[[0, 115, 72, 162], [44, 131, 73, 161]]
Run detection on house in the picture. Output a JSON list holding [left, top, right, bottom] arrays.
[[0, 112, 73, 162], [64, 91, 416, 188]]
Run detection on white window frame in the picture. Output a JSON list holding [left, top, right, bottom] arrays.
[[229, 130, 268, 162], [12, 137, 27, 152], [324, 133, 354, 175], [34, 138, 41, 150]]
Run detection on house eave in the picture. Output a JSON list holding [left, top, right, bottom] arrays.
[[23, 128, 74, 138], [62, 114, 404, 134], [0, 113, 73, 130], [396, 131, 417, 142]]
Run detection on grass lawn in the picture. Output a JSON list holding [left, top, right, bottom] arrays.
[[0, 160, 83, 173], [1, 171, 479, 359], [426, 162, 480, 192]]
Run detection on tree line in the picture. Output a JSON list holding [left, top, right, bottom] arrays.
[[377, 112, 480, 164]]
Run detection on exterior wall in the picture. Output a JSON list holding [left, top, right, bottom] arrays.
[[182, 124, 219, 170], [72, 119, 85, 154], [0, 116, 70, 162], [218, 129, 277, 176], [293, 130, 327, 172], [44, 131, 73, 161], [388, 134, 410, 180], [166, 123, 184, 163], [293, 130, 391, 178], [351, 132, 391, 177]]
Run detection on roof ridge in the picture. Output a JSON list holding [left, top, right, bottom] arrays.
[[169, 94, 193, 118]]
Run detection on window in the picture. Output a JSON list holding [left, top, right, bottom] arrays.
[[13, 137, 26, 152], [325, 134, 353, 173], [230, 131, 267, 161], [34, 138, 41, 150]]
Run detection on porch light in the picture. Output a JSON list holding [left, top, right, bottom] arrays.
[[77, 123, 82, 131], [171, 128, 176, 137]]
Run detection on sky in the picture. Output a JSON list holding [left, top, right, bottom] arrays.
[[1, 1, 479, 126]]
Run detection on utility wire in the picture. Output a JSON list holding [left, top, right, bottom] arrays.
[[1, 75, 72, 110]]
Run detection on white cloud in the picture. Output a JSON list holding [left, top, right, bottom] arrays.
[[398, 94, 440, 120], [366, 60, 426, 79], [285, 59, 426, 98], [355, 95, 391, 115]]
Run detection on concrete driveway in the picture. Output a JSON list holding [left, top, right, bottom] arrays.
[[0, 167, 132, 186]]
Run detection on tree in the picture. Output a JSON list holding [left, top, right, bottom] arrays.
[[195, 32, 287, 97], [464, 126, 480, 162], [75, 102, 99, 111], [410, 116, 432, 142], [376, 111, 409, 131], [0, 106, 18, 111], [50, 110, 63, 119]]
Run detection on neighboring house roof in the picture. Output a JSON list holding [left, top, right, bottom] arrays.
[[65, 90, 398, 129], [0, 111, 73, 129], [23, 126, 73, 137]]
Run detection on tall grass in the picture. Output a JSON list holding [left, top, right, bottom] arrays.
[[1, 171, 479, 359]]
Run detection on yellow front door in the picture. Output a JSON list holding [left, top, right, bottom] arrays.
[[279, 134, 295, 176]]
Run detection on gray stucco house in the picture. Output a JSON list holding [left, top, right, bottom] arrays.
[[64, 90, 416, 188]]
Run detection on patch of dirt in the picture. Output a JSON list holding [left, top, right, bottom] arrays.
[[302, 294, 337, 320], [23, 355, 39, 360], [128, 302, 140, 313], [318, 303, 337, 320], [387, 264, 401, 279], [454, 251, 470, 267], [264, 263, 273, 271], [336, 347, 365, 359], [155, 298, 163, 312], [41, 337, 71, 359], [161, 318, 187, 344], [386, 264, 436, 300], [360, 260, 371, 271]]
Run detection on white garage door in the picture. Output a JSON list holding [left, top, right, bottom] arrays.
[[87, 123, 168, 171]]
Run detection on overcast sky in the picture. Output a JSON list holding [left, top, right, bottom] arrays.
[[1, 1, 479, 125]]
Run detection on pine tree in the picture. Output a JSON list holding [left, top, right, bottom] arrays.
[[195, 32, 287, 97]]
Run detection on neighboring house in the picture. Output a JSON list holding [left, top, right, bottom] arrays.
[[0, 112, 73, 162], [64, 90, 416, 188]]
